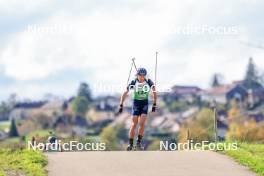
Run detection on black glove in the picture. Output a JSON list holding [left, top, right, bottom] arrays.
[[118, 104, 123, 114], [152, 103, 157, 112]]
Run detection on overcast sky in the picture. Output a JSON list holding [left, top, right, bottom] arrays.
[[0, 0, 264, 101]]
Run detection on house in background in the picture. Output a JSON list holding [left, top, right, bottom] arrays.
[[168, 85, 202, 103], [201, 83, 248, 104], [8, 100, 67, 121], [247, 111, 264, 122], [41, 100, 65, 116], [247, 88, 264, 108], [95, 96, 119, 111], [0, 112, 9, 121], [150, 113, 181, 134], [9, 101, 47, 120]]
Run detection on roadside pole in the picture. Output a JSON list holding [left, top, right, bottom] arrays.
[[211, 100, 218, 148], [186, 129, 190, 150]]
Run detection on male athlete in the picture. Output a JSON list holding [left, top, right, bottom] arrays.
[[118, 67, 157, 150]]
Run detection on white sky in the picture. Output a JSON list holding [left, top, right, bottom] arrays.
[[0, 0, 264, 100]]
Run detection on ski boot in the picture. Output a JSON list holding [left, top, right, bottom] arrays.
[[135, 142, 144, 151], [126, 144, 134, 151]]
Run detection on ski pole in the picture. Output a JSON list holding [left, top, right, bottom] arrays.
[[132, 58, 138, 71], [126, 62, 134, 87], [155, 52, 158, 86]]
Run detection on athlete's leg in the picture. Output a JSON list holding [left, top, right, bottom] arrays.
[[127, 101, 140, 150], [137, 114, 147, 140], [129, 116, 138, 139], [137, 101, 148, 144]]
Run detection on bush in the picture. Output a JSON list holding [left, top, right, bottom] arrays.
[[99, 125, 120, 150], [148, 139, 161, 151], [168, 101, 188, 112], [226, 120, 264, 142], [178, 108, 215, 143], [71, 96, 89, 116]]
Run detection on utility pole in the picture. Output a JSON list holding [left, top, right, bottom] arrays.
[[211, 100, 218, 145]]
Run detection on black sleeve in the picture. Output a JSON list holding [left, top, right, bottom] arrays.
[[127, 80, 136, 91], [147, 79, 154, 88]]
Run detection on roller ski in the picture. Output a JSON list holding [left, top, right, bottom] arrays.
[[126, 143, 144, 151], [134, 142, 145, 151], [126, 144, 134, 151]]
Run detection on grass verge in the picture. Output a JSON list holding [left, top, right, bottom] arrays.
[[0, 149, 47, 176], [221, 142, 264, 176]]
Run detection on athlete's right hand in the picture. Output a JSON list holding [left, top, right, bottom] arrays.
[[118, 104, 123, 114]]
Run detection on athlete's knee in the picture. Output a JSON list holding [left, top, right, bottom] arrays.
[[131, 117, 138, 129], [139, 116, 146, 127], [131, 122, 137, 129], [139, 121, 145, 128]]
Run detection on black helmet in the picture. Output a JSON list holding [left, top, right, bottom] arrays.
[[137, 68, 147, 76]]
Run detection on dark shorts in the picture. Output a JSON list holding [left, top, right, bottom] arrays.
[[132, 100, 148, 116]]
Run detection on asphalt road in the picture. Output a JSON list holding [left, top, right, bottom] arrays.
[[46, 151, 255, 176]]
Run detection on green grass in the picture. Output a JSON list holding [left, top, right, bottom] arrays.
[[0, 149, 47, 176], [0, 137, 25, 149], [0, 121, 10, 131], [25, 129, 54, 142], [221, 142, 264, 176]]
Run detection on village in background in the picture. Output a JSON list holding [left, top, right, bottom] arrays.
[[0, 57, 264, 150]]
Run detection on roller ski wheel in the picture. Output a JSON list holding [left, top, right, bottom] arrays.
[[126, 144, 134, 151]]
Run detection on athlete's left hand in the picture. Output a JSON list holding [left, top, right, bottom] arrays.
[[118, 104, 123, 114], [152, 103, 156, 112]]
